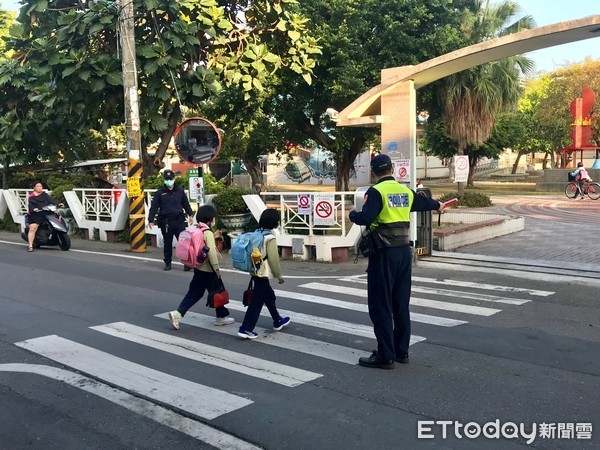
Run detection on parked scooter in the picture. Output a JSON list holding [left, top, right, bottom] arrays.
[[21, 204, 71, 251]]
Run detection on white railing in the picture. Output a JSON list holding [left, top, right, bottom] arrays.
[[73, 189, 124, 221], [12, 189, 53, 214], [245, 192, 363, 261], [261, 191, 356, 237]]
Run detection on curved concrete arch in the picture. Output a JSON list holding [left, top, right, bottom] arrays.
[[339, 15, 600, 125]]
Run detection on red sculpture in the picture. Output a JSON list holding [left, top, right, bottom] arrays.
[[561, 86, 599, 167]]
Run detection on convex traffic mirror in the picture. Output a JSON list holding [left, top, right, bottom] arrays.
[[173, 117, 222, 165]]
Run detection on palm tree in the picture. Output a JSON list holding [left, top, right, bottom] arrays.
[[441, 0, 535, 191]]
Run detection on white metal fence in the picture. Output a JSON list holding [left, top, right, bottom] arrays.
[[73, 189, 125, 221], [260, 191, 357, 237]]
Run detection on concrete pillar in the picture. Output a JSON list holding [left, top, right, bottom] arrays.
[[379, 74, 418, 243]]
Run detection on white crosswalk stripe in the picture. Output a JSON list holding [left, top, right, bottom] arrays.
[[156, 311, 382, 365], [223, 300, 426, 345], [297, 283, 502, 316], [411, 276, 554, 297], [274, 289, 467, 326], [15, 335, 253, 420], [91, 322, 322, 387], [339, 277, 531, 305]]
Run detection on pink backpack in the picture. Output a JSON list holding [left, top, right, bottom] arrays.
[[176, 223, 209, 269]]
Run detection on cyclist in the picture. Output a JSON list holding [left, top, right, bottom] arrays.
[[570, 162, 591, 198]]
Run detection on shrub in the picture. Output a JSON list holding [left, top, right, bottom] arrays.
[[212, 185, 252, 215], [0, 212, 20, 232], [439, 192, 492, 208], [50, 184, 75, 205]]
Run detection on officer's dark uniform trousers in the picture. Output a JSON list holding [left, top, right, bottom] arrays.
[[161, 215, 186, 264], [148, 185, 193, 265], [368, 245, 412, 361]]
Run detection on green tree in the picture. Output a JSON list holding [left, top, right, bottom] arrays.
[[0, 0, 320, 177], [0, 3, 16, 187], [198, 84, 286, 192], [530, 59, 600, 160], [436, 0, 534, 189], [248, 0, 477, 191]]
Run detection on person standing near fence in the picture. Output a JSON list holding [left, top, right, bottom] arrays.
[[349, 154, 445, 369], [148, 170, 194, 271]]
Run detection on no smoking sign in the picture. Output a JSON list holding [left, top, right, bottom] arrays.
[[313, 194, 335, 226]]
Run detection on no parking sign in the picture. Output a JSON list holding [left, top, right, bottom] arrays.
[[297, 194, 311, 215], [313, 194, 335, 226]]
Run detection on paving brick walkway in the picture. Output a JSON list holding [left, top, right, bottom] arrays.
[[452, 195, 600, 265]]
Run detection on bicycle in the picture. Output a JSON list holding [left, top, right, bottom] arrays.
[[565, 180, 600, 200]]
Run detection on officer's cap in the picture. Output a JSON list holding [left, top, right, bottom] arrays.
[[371, 154, 393, 170], [163, 169, 176, 180]]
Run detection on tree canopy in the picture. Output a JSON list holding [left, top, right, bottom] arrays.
[[206, 0, 480, 190], [0, 0, 321, 175], [428, 0, 534, 187]]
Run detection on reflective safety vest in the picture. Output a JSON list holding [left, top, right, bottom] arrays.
[[370, 180, 414, 231]]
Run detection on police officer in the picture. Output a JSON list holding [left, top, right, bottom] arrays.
[[148, 170, 194, 271], [349, 154, 445, 369]]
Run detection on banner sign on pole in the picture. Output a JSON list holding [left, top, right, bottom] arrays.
[[313, 194, 335, 226], [187, 168, 204, 205], [394, 159, 410, 183], [297, 194, 311, 215], [126, 177, 142, 198], [454, 155, 469, 183]]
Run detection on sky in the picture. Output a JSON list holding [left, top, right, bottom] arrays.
[[1, 0, 599, 74]]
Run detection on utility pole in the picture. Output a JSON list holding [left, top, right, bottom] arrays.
[[119, 0, 146, 252]]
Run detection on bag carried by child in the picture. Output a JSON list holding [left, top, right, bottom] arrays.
[[242, 278, 254, 307], [206, 260, 229, 308], [175, 223, 209, 269], [231, 229, 272, 273]]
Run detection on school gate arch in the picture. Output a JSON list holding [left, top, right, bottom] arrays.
[[337, 15, 600, 242]]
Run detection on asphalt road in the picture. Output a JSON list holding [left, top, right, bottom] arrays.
[[0, 234, 598, 449]]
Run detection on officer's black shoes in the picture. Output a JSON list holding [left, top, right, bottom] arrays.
[[183, 265, 191, 272], [396, 354, 409, 364], [164, 261, 172, 271], [358, 351, 394, 370]]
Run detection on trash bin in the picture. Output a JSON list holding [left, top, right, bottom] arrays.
[[354, 186, 369, 212], [415, 187, 432, 256]]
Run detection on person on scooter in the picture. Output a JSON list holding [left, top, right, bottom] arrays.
[[27, 181, 60, 252]]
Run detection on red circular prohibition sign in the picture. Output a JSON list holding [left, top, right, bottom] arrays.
[[398, 167, 407, 178], [315, 201, 333, 218], [299, 195, 310, 208]]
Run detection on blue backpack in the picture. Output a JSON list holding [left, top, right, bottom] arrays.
[[231, 229, 272, 273]]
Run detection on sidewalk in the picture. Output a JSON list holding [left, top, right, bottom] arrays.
[[3, 191, 597, 278]]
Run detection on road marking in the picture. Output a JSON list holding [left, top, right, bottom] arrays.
[[15, 335, 252, 420], [412, 276, 554, 297], [297, 283, 502, 316], [222, 301, 426, 346], [0, 363, 260, 449], [156, 311, 402, 365], [411, 286, 530, 305], [275, 290, 466, 327], [340, 278, 530, 305], [92, 322, 322, 387]]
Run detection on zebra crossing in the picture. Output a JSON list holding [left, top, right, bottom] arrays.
[[13, 275, 552, 447]]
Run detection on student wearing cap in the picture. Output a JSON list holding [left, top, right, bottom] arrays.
[[349, 154, 445, 369], [148, 170, 194, 271]]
